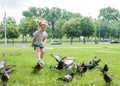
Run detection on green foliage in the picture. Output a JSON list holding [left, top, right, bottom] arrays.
[[22, 7, 82, 38], [7, 26, 19, 40], [112, 22, 120, 39], [0, 44, 120, 86], [54, 19, 66, 39], [46, 26, 52, 39], [80, 17, 95, 37], [99, 7, 120, 22], [96, 21, 111, 39], [5, 17, 19, 43], [6, 17, 17, 26], [62, 18, 81, 44], [19, 16, 42, 42]]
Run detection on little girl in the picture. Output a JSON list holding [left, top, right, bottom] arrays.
[[31, 20, 48, 66]]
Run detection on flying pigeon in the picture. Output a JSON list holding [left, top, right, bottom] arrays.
[[51, 54, 67, 62], [103, 72, 114, 83], [63, 59, 74, 70], [50, 54, 75, 71], [0, 65, 16, 75], [50, 61, 64, 70], [99, 64, 108, 74], [57, 73, 74, 82]]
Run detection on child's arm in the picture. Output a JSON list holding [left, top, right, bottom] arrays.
[[31, 37, 36, 47], [42, 37, 47, 45], [31, 33, 37, 47]]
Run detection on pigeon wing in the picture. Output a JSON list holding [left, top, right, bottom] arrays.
[[51, 54, 62, 62]]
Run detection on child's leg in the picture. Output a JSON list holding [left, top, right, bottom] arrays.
[[40, 48, 44, 59], [36, 47, 41, 62]]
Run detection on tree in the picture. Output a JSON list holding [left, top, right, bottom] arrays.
[[111, 22, 120, 39], [62, 18, 81, 44], [19, 18, 29, 42], [46, 26, 52, 39], [80, 17, 95, 44], [0, 22, 4, 39], [22, 7, 82, 38], [19, 16, 42, 42], [3, 17, 19, 44], [96, 21, 111, 39], [27, 16, 42, 37], [7, 26, 19, 44], [99, 7, 120, 22], [54, 19, 66, 39]]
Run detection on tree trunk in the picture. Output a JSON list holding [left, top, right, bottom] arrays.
[[12, 38, 14, 45], [118, 30, 120, 40], [7, 39, 9, 43], [79, 37, 80, 42], [95, 36, 98, 44], [83, 37, 86, 44], [60, 38, 62, 42], [51, 21, 55, 39], [25, 36, 27, 42], [70, 37, 73, 45], [23, 35, 24, 42]]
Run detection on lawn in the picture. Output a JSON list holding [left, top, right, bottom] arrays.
[[0, 44, 120, 86]]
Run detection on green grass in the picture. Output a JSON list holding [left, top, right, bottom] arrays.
[[0, 44, 120, 86]]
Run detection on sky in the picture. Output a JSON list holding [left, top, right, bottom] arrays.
[[0, 0, 120, 23]]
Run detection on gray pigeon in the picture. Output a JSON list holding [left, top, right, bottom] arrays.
[[99, 64, 108, 74], [92, 56, 101, 65], [33, 63, 43, 73], [1, 70, 10, 86], [77, 64, 87, 76], [51, 54, 63, 62], [103, 72, 114, 83], [0, 60, 6, 69], [0, 65, 16, 75], [87, 61, 96, 70], [57, 73, 74, 82]]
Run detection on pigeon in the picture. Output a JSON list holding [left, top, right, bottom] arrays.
[[57, 73, 74, 82], [50, 61, 65, 70], [71, 64, 77, 73], [99, 64, 108, 74], [0, 60, 6, 69], [1, 70, 10, 86], [32, 63, 42, 73], [0, 65, 16, 75], [51, 54, 67, 62], [50, 62, 64, 70], [87, 61, 96, 70], [77, 65, 87, 76], [103, 72, 114, 83], [5, 69, 16, 74], [63, 58, 75, 70], [92, 57, 101, 65], [51, 54, 62, 62], [63, 61, 74, 70], [77, 62, 85, 68], [52, 61, 65, 70], [50, 55, 75, 71]]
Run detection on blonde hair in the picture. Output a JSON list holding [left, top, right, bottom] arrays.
[[35, 19, 48, 26]]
